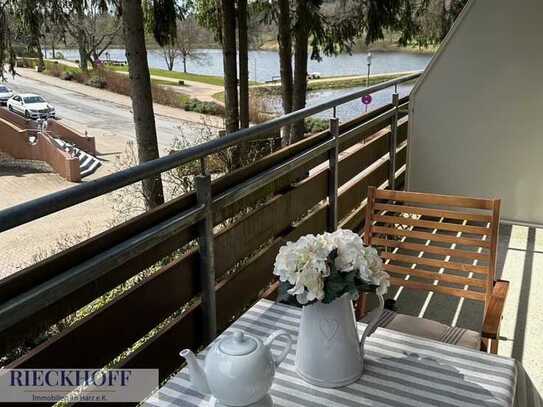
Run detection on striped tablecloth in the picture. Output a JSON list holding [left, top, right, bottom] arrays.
[[145, 299, 542, 407]]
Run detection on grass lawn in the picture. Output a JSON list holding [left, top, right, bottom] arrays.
[[110, 66, 225, 87]]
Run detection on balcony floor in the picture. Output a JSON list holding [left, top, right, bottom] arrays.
[[380, 222, 542, 394], [497, 223, 543, 393]]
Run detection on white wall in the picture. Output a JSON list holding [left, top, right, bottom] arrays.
[[408, 0, 543, 224]]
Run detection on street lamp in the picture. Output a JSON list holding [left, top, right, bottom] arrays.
[[366, 52, 373, 88], [365, 53, 373, 112]]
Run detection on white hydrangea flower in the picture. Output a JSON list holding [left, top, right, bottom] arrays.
[[273, 229, 390, 304], [324, 229, 365, 273], [273, 234, 331, 304]]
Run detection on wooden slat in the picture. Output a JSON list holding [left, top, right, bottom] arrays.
[[338, 161, 389, 221], [372, 237, 489, 261], [374, 203, 492, 222], [389, 277, 486, 301], [373, 214, 491, 235], [371, 226, 491, 249], [375, 189, 495, 210], [338, 130, 390, 187], [381, 252, 489, 275], [383, 263, 487, 288]]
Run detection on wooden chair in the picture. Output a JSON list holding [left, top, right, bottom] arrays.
[[359, 187, 509, 353]]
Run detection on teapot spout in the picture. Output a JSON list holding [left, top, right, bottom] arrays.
[[180, 349, 210, 395]]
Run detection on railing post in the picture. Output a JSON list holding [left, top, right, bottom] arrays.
[[195, 164, 217, 342], [328, 118, 339, 232], [389, 92, 400, 190]]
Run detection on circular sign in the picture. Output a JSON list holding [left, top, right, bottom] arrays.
[[362, 95, 372, 105]]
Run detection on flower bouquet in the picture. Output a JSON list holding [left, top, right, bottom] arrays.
[[273, 229, 389, 305], [273, 229, 390, 388]]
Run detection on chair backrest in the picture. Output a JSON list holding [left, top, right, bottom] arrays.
[[364, 187, 501, 311]]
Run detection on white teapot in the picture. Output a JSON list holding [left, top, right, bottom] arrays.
[[180, 329, 292, 407]]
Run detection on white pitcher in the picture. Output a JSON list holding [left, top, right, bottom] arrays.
[[295, 293, 384, 388]]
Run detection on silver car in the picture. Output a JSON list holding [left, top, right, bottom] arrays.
[[0, 85, 13, 105]]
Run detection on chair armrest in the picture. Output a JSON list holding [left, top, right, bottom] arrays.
[[482, 280, 509, 339]]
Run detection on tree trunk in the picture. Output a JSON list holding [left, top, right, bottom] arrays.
[[183, 53, 187, 73], [78, 43, 88, 72], [35, 38, 45, 71], [292, 0, 309, 143], [121, 0, 164, 209], [76, 7, 88, 72], [278, 0, 293, 146], [238, 0, 249, 129], [237, 0, 249, 165], [220, 0, 240, 168]]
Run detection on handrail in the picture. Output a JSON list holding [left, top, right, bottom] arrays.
[[0, 71, 421, 233]]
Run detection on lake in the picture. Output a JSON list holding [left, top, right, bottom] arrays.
[[56, 48, 431, 82], [55, 48, 431, 120]]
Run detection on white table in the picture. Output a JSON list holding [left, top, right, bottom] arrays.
[[145, 299, 542, 407]]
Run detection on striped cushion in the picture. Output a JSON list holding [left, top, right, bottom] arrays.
[[364, 309, 481, 350]]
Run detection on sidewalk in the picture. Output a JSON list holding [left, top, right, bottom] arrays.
[[17, 68, 224, 128], [115, 70, 224, 104]]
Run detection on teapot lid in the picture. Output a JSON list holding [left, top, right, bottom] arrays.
[[219, 331, 257, 356]]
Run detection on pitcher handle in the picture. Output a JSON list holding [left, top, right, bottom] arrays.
[[359, 293, 384, 347], [264, 329, 292, 367]]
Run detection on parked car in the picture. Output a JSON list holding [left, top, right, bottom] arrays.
[[0, 85, 13, 105], [7, 93, 56, 120], [308, 72, 321, 79]]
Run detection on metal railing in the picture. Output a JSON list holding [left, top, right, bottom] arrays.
[[0, 72, 421, 234], [0, 71, 421, 344]]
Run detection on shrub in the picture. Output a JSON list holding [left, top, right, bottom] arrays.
[[152, 84, 184, 108], [61, 71, 74, 81], [71, 71, 89, 84], [45, 63, 63, 78], [305, 117, 329, 133], [54, 51, 65, 60], [100, 68, 131, 96], [86, 76, 107, 89], [183, 98, 225, 116]]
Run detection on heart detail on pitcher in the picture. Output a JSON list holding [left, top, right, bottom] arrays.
[[319, 318, 339, 342]]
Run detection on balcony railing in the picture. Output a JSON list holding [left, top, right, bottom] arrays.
[[0, 72, 420, 397]]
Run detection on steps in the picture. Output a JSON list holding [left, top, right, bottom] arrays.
[[52, 138, 102, 178]]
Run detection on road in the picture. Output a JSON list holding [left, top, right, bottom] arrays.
[[4, 72, 219, 149], [0, 70, 223, 276]]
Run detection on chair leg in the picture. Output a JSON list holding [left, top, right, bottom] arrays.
[[490, 338, 499, 354], [480, 337, 499, 354]]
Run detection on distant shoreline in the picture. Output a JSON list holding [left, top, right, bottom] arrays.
[[50, 44, 436, 56]]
